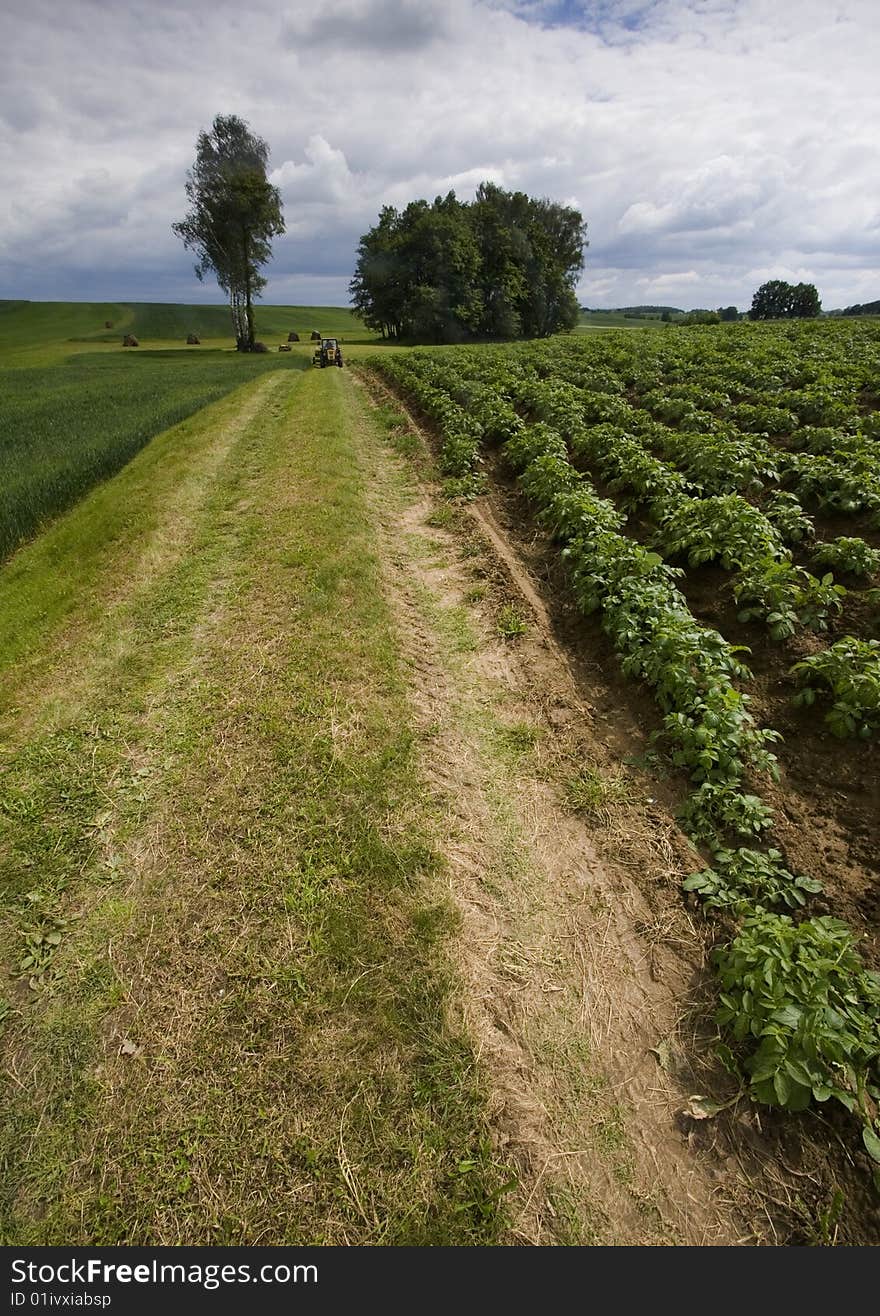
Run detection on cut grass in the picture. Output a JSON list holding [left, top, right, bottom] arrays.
[[0, 373, 284, 704], [0, 367, 509, 1244]]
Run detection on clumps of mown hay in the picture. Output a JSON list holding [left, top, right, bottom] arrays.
[[186, 333, 200, 345], [288, 331, 300, 342], [310, 330, 321, 341], [252, 341, 268, 353], [122, 334, 139, 347], [104, 320, 113, 329]]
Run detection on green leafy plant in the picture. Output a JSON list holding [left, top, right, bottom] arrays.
[[790, 637, 880, 738], [812, 537, 880, 579], [496, 604, 527, 640], [763, 491, 814, 545], [678, 784, 776, 847], [734, 559, 845, 641], [656, 495, 779, 569], [684, 847, 822, 912], [714, 913, 880, 1174], [14, 892, 72, 990]]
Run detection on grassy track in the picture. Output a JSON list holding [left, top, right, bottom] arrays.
[[0, 367, 507, 1244]]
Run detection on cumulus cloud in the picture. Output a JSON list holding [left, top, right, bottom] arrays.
[[0, 0, 878, 309]]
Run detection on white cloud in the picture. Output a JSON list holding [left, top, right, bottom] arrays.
[[637, 270, 700, 291], [0, 0, 878, 309]]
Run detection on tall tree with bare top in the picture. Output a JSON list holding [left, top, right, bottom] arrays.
[[173, 115, 285, 351]]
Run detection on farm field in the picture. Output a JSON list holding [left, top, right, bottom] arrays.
[[0, 301, 381, 562], [370, 317, 880, 1214], [0, 352, 307, 561], [577, 309, 669, 330], [0, 299, 372, 367], [2, 311, 880, 1245]]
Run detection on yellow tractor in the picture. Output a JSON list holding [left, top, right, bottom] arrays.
[[313, 337, 344, 368]]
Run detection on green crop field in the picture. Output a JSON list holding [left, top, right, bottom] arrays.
[[369, 317, 880, 1187], [0, 351, 308, 561], [0, 299, 378, 560], [3, 303, 880, 1244]]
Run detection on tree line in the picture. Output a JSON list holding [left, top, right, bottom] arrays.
[[349, 183, 587, 343], [842, 300, 880, 317]]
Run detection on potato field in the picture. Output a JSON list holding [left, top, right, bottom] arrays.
[[369, 319, 880, 1183]]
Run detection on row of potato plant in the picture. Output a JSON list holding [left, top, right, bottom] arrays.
[[368, 343, 880, 1178], [390, 348, 853, 644], [504, 372, 850, 644]]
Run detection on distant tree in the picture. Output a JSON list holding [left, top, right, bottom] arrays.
[[349, 205, 407, 340], [350, 184, 586, 343], [471, 183, 530, 339], [749, 280, 821, 321], [749, 280, 791, 320], [718, 305, 738, 322], [661, 310, 671, 322], [173, 115, 285, 351], [521, 193, 586, 336], [679, 309, 720, 325], [351, 194, 482, 342], [842, 299, 880, 317], [789, 282, 821, 318]]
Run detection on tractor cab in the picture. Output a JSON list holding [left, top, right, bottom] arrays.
[[313, 337, 344, 368]]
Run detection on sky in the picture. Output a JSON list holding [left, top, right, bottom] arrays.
[[1, 0, 878, 312]]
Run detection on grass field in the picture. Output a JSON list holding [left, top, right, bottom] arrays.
[[0, 367, 513, 1244], [0, 298, 644, 562], [0, 299, 373, 366], [0, 300, 379, 561], [0, 352, 310, 561]]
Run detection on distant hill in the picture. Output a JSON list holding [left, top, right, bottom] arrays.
[[581, 305, 685, 316]]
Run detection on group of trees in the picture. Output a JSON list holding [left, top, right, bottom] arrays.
[[173, 125, 585, 348], [349, 183, 587, 342], [749, 280, 821, 321], [665, 307, 737, 325]]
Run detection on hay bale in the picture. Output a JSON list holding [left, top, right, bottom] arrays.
[[310, 330, 321, 342], [104, 320, 113, 329], [122, 334, 139, 347], [287, 331, 300, 342], [186, 333, 200, 345], [252, 341, 268, 353], [278, 343, 292, 352]]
